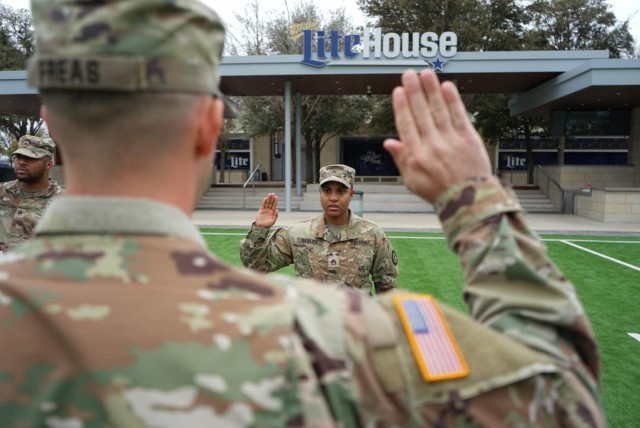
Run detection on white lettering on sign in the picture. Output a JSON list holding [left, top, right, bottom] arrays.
[[360, 151, 383, 165], [230, 157, 249, 168], [362, 28, 458, 60], [301, 27, 458, 68], [506, 156, 526, 169]]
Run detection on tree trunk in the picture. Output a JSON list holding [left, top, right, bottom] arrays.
[[313, 140, 321, 183], [305, 135, 314, 183]]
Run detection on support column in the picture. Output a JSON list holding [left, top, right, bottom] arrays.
[[631, 108, 640, 187], [284, 81, 292, 212], [296, 92, 302, 197]]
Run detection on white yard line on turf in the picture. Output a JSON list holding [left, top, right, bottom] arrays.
[[200, 232, 640, 245], [561, 240, 640, 272], [543, 239, 640, 244], [628, 333, 640, 343], [201, 232, 246, 236]]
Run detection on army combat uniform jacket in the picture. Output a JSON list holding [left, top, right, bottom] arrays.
[[0, 179, 63, 250], [0, 177, 605, 427], [240, 212, 398, 294]]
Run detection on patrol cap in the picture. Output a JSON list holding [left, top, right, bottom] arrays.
[[319, 164, 355, 189], [12, 135, 56, 159], [27, 0, 225, 98]]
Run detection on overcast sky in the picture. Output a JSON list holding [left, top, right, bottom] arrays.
[[2, 0, 639, 43]]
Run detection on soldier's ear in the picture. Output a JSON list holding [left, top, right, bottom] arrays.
[[40, 105, 55, 139], [194, 97, 222, 158]]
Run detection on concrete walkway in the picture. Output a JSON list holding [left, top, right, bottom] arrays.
[[192, 209, 640, 236]]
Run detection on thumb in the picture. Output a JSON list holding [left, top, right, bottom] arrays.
[[383, 139, 406, 168]]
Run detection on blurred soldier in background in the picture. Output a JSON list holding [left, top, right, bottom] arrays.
[[0, 135, 63, 251]]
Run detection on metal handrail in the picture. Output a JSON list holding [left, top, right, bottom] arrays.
[[536, 165, 567, 213], [242, 163, 262, 209]]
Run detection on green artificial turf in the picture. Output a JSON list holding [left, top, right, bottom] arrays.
[[201, 228, 640, 427]]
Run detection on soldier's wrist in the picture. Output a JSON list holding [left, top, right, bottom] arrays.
[[435, 176, 522, 238], [249, 222, 270, 238]]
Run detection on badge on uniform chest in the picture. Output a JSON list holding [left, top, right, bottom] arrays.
[[327, 252, 340, 269]]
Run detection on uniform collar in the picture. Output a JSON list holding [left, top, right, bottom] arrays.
[[314, 210, 354, 242], [34, 196, 206, 247], [6, 179, 60, 197]]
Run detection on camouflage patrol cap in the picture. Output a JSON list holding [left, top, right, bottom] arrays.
[[319, 164, 355, 189], [12, 135, 56, 159], [27, 0, 225, 97]]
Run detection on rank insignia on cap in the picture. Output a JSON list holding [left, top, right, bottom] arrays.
[[394, 294, 468, 382]]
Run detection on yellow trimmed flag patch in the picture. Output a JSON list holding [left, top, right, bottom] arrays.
[[394, 294, 468, 382]]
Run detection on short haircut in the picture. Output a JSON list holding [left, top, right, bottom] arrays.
[[40, 90, 207, 163]]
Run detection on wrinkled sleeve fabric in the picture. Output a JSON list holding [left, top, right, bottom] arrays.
[[239, 223, 293, 273], [434, 176, 601, 390], [0, 184, 11, 247], [371, 230, 398, 294], [285, 279, 412, 427]]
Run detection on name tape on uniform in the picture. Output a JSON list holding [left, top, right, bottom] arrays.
[[394, 294, 468, 382]]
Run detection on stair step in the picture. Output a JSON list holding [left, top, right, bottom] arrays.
[[197, 185, 560, 213]]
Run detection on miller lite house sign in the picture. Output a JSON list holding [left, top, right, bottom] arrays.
[[297, 25, 458, 70]]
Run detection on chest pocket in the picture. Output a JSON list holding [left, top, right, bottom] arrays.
[[341, 243, 375, 288], [292, 240, 324, 280]]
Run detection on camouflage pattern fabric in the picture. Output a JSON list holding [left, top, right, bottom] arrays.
[[240, 212, 398, 294], [27, 0, 225, 97], [0, 179, 63, 250], [0, 177, 605, 427], [12, 135, 56, 159], [319, 164, 355, 188]]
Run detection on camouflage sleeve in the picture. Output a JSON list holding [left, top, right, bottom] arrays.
[[0, 191, 9, 248], [239, 223, 293, 273], [0, 213, 7, 246], [276, 278, 412, 426], [371, 230, 398, 294], [434, 176, 601, 388]]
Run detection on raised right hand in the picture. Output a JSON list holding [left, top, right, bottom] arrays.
[[255, 193, 279, 228], [383, 69, 492, 204]]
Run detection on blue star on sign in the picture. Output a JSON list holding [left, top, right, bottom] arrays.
[[429, 56, 447, 72]]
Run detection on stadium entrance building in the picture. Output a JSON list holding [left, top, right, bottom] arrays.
[[1, 32, 640, 221]]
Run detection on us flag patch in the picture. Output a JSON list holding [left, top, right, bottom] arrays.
[[394, 294, 468, 382]]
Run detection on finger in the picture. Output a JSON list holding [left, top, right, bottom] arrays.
[[383, 138, 408, 170], [391, 85, 422, 154], [441, 81, 472, 133], [419, 69, 453, 134], [260, 196, 269, 210], [383, 138, 412, 179], [401, 70, 437, 138], [264, 194, 274, 209]]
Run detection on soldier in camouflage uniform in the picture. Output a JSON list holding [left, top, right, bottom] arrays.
[[0, 0, 605, 426], [240, 164, 398, 295], [0, 135, 63, 252]]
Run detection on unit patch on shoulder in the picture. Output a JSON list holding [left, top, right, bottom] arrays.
[[393, 294, 468, 382]]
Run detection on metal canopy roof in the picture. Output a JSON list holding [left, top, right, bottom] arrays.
[[2, 50, 639, 118], [509, 58, 640, 115]]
